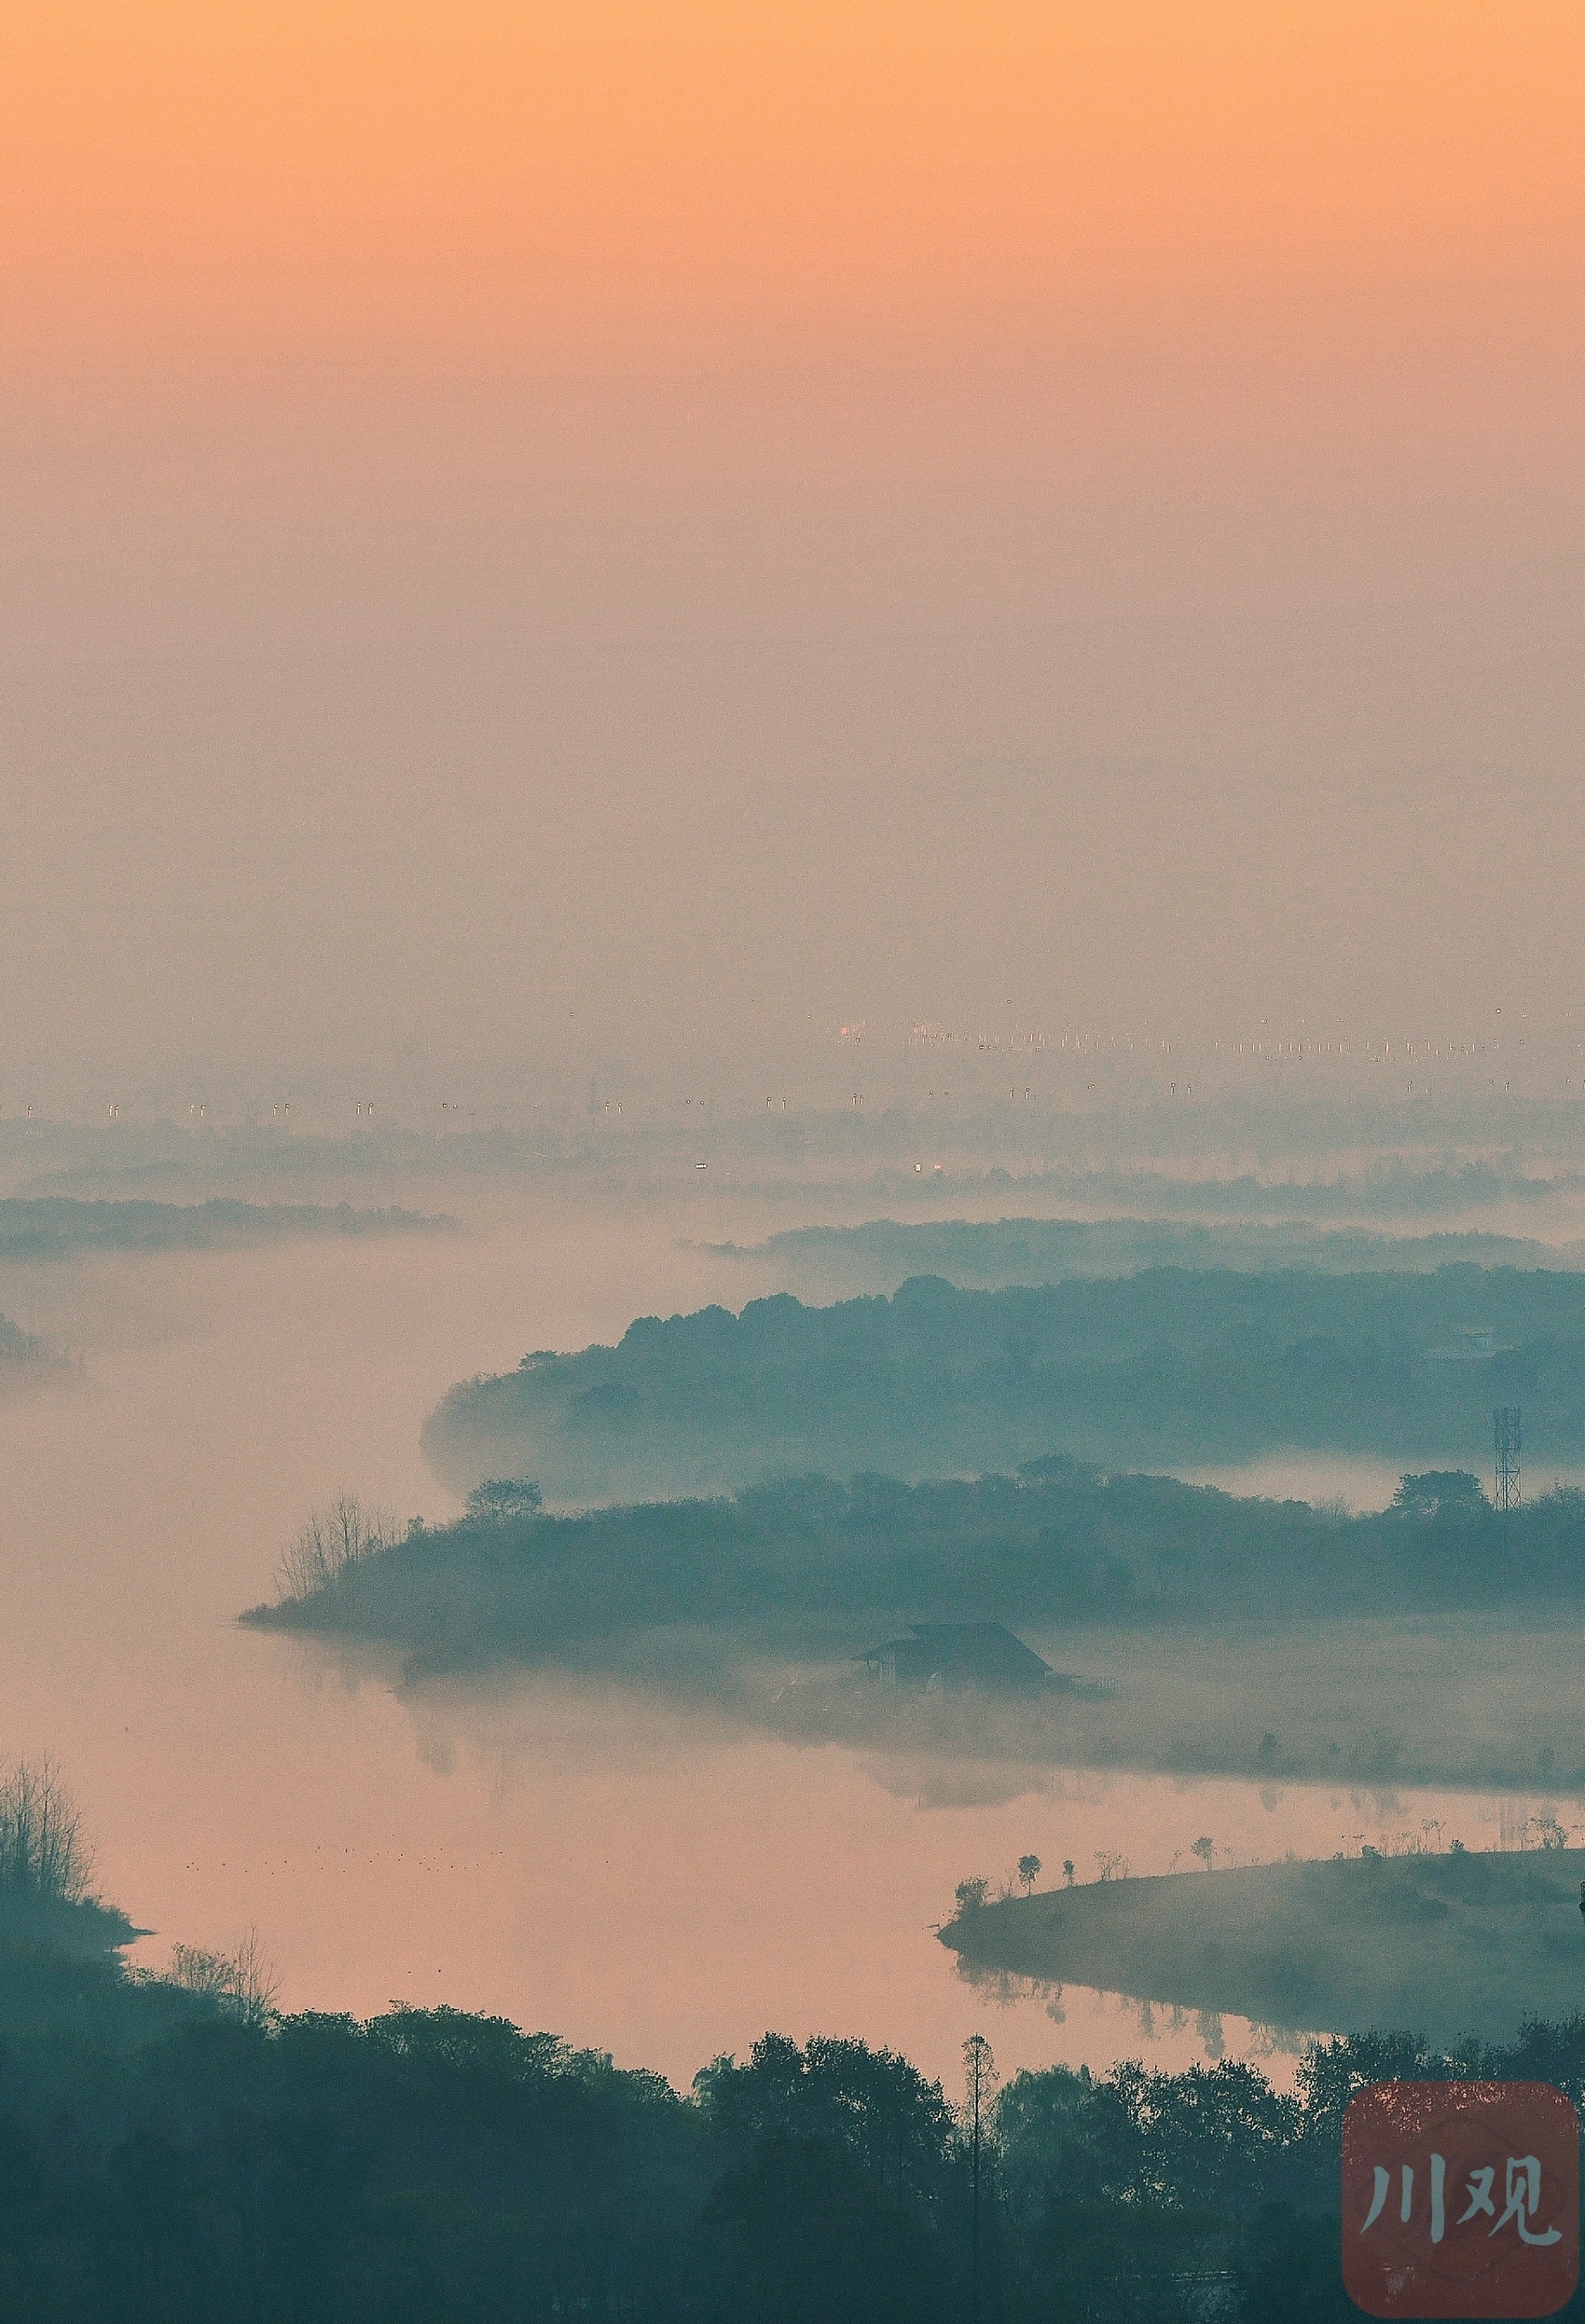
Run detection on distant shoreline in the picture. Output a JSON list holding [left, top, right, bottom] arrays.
[[941, 1847, 1585, 2045], [0, 1196, 458, 1261]]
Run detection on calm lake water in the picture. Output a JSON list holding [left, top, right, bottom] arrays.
[[0, 1193, 1571, 2095]]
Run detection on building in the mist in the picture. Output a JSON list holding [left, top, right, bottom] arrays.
[[1425, 1325, 1503, 1364], [857, 1621, 1055, 1694]]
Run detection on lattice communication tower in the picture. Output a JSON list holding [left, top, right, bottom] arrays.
[[1494, 1406, 1522, 1511]]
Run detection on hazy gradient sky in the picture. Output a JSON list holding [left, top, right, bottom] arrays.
[[5, 3, 1581, 1097]]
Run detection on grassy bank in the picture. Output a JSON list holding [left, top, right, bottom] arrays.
[[943, 1848, 1585, 2045]]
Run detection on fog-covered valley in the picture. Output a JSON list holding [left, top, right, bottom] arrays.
[[7, 1153, 1585, 2104], [12, 6, 1585, 2303]]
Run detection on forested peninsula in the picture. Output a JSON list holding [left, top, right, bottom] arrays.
[[944, 1849, 1585, 2047], [245, 1459, 1585, 1659], [422, 1265, 1585, 1502]]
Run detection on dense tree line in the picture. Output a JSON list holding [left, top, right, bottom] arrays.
[[247, 1460, 1585, 1671], [744, 1214, 1563, 1292], [3, 1959, 1585, 2321], [0, 1198, 449, 1261], [422, 1264, 1585, 1501]]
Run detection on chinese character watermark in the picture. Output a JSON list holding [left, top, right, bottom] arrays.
[[1343, 2082, 1578, 2317]]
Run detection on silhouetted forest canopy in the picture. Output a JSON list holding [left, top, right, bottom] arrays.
[[9, 1765, 1585, 2317], [0, 1197, 454, 1259], [245, 1462, 1585, 1673], [424, 1265, 1585, 1500], [4, 1916, 1585, 2323]]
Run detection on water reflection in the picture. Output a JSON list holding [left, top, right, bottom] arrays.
[[0, 1198, 1577, 2100], [946, 1836, 1585, 2057], [951, 1966, 1314, 2070], [228, 1635, 1585, 2091]]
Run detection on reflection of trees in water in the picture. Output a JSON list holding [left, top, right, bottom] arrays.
[[1195, 2009, 1226, 2061], [953, 1951, 1321, 2067], [1247, 2019, 1309, 2059], [253, 1458, 1585, 1809]]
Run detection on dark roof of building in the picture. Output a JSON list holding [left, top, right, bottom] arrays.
[[858, 1622, 1054, 1684]]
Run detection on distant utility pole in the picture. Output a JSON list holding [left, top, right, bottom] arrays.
[[1495, 1407, 1523, 1511], [963, 2033, 996, 2324]]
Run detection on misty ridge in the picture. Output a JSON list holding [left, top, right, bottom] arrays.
[[422, 1264, 1585, 1502], [7, 1090, 1585, 1219], [252, 1463, 1585, 1651], [826, 1148, 1585, 1226], [0, 1195, 456, 1260], [717, 1214, 1585, 1297]]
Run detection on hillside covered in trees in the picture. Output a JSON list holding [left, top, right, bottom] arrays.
[[5, 1949, 1585, 2319], [723, 1214, 1578, 1295], [9, 1755, 1585, 2317], [246, 1462, 1585, 1667], [423, 1265, 1585, 1502]]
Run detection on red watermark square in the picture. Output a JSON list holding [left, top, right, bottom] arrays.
[[1344, 2081, 1579, 2317]]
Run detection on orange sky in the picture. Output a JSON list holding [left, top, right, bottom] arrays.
[[8, 2, 1582, 367], [4, 4, 1582, 1093]]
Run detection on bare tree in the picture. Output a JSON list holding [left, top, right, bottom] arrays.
[[276, 1511, 328, 1601], [169, 1925, 280, 2028], [168, 1943, 232, 2001], [276, 1495, 393, 1601], [0, 1754, 93, 1904], [227, 1925, 281, 2025], [1094, 1849, 1129, 1883]]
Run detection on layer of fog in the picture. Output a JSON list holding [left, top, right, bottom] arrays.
[[10, 1089, 1585, 1239], [720, 1214, 1585, 1302], [6, 1183, 1580, 2091]]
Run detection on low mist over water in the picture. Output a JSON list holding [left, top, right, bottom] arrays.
[[9, 8, 1585, 2306], [0, 1185, 1581, 2096]]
